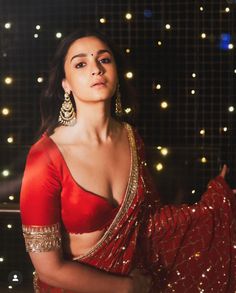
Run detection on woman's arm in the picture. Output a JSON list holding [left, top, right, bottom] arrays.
[[30, 249, 132, 293]]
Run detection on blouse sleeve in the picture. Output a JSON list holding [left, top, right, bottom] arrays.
[[20, 140, 62, 253], [135, 130, 236, 292]]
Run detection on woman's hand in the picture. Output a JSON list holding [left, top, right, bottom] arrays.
[[127, 268, 152, 293], [219, 164, 236, 194]]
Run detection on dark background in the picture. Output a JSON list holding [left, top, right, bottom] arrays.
[[0, 0, 235, 291]]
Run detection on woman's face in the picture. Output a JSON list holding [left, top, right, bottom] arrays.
[[62, 36, 118, 104]]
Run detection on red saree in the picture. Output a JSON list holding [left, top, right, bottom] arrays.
[[20, 123, 236, 292]]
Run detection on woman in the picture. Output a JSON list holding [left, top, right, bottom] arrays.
[[20, 29, 236, 293]]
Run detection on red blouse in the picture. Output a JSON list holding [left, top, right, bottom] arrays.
[[20, 134, 120, 234]]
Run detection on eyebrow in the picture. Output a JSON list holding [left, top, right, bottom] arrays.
[[70, 49, 112, 63]]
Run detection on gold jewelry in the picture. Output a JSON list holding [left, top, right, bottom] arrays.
[[58, 92, 76, 126], [115, 84, 123, 116]]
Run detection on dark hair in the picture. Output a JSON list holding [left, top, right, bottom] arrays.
[[39, 29, 138, 136]]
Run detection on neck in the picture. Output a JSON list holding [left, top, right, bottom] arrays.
[[71, 101, 118, 144]]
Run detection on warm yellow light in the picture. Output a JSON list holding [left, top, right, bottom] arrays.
[[155, 163, 163, 171], [56, 32, 62, 39], [234, 69, 236, 74], [4, 22, 12, 29], [165, 24, 171, 30], [125, 13, 132, 20], [161, 101, 168, 109], [191, 89, 195, 95], [125, 107, 132, 114], [36, 25, 41, 30], [37, 77, 44, 83], [200, 129, 205, 136], [192, 189, 196, 194], [9, 195, 14, 201], [156, 84, 161, 90], [99, 18, 106, 23], [201, 33, 206, 39], [228, 43, 234, 50], [200, 6, 204, 11], [160, 148, 168, 156], [4, 77, 13, 85], [157, 146, 162, 150], [7, 136, 14, 143], [126, 48, 131, 53], [201, 157, 207, 163], [225, 7, 230, 13], [228, 106, 234, 112], [157, 41, 162, 46], [0, 257, 4, 262], [7, 224, 12, 229], [223, 127, 228, 132], [34, 34, 39, 38], [126, 72, 133, 79], [2, 108, 10, 116], [2, 169, 10, 177], [192, 73, 196, 78]]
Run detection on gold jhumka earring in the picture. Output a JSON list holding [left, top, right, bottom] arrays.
[[115, 84, 123, 117], [58, 92, 76, 126]]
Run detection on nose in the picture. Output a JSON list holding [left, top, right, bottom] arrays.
[[91, 61, 103, 75]]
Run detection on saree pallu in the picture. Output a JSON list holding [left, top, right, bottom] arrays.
[[30, 127, 236, 292]]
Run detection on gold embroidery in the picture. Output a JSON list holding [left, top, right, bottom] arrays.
[[74, 122, 139, 260], [22, 223, 61, 252], [33, 271, 40, 293]]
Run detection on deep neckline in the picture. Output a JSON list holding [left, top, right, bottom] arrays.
[[43, 122, 132, 209]]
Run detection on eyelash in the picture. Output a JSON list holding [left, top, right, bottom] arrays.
[[75, 58, 111, 69]]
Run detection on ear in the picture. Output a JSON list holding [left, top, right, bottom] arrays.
[[62, 79, 71, 93]]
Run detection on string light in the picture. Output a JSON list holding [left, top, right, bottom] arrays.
[[228, 43, 234, 50], [200, 129, 205, 136], [37, 77, 44, 83], [125, 48, 131, 53], [9, 195, 15, 201], [7, 224, 12, 229], [4, 22, 12, 29], [161, 101, 168, 109], [2, 108, 10, 116], [34, 33, 39, 39], [2, 169, 10, 177], [35, 25, 41, 30], [157, 41, 162, 46], [191, 89, 195, 95], [156, 146, 162, 150], [165, 24, 171, 30], [56, 32, 62, 39], [222, 127, 228, 132], [7, 136, 14, 144], [124, 107, 132, 114], [4, 77, 13, 85], [0, 257, 4, 262], [8, 286, 13, 290], [155, 163, 164, 171], [199, 6, 204, 11], [225, 7, 230, 13], [192, 189, 196, 194], [99, 18, 106, 23], [156, 84, 161, 90], [125, 13, 132, 20], [192, 73, 196, 78], [234, 69, 236, 74], [201, 33, 207, 39], [160, 148, 168, 156], [125, 72, 133, 79], [201, 157, 207, 163], [228, 106, 234, 112]]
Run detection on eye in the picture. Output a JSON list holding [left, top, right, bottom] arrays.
[[99, 57, 111, 64], [75, 62, 86, 69]]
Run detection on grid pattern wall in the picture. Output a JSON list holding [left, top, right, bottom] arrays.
[[0, 0, 235, 290]]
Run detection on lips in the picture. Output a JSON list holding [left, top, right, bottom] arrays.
[[91, 80, 106, 87]]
